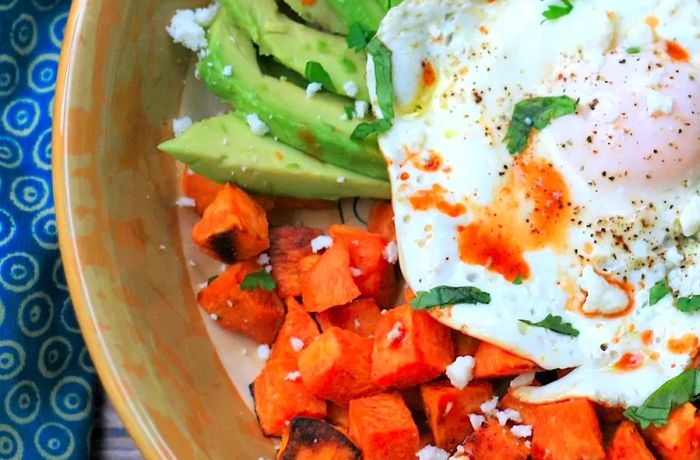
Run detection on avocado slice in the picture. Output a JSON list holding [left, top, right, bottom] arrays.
[[327, 0, 386, 32], [159, 114, 390, 200], [280, 0, 347, 35], [199, 12, 388, 180], [220, 0, 368, 101]]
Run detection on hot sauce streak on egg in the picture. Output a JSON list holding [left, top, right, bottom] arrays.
[[666, 40, 690, 62], [421, 59, 437, 87], [409, 184, 466, 218], [667, 333, 699, 355], [401, 145, 443, 172], [614, 351, 645, 371]]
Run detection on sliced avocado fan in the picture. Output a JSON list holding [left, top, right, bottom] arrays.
[[199, 11, 388, 180], [327, 0, 386, 32], [159, 114, 390, 200], [280, 0, 348, 35], [220, 0, 368, 101]]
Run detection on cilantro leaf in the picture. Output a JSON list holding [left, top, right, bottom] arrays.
[[207, 274, 219, 285], [627, 46, 641, 54], [624, 369, 700, 428], [676, 295, 700, 312], [512, 275, 523, 285], [240, 270, 277, 291], [649, 279, 671, 306], [519, 314, 579, 337], [366, 37, 395, 120], [504, 96, 578, 154], [542, 0, 573, 21], [410, 285, 491, 310], [305, 61, 336, 92], [347, 23, 373, 52], [344, 105, 355, 120], [351, 119, 392, 140]]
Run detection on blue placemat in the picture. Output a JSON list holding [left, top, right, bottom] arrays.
[[0, 1, 98, 459]]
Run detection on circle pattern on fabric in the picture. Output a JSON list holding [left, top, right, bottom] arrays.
[[0, 424, 22, 460], [32, 208, 58, 249], [50, 13, 67, 48], [11, 14, 37, 55], [0, 341, 25, 381], [50, 376, 92, 421], [0, 252, 39, 292], [0, 136, 22, 169], [9, 176, 49, 212], [34, 423, 74, 460], [38, 337, 72, 379], [78, 347, 95, 374], [0, 209, 16, 246], [2, 98, 40, 136], [32, 128, 51, 170], [28, 53, 58, 93], [51, 257, 68, 291], [0, 55, 19, 97], [4, 380, 40, 424], [18, 292, 54, 338], [59, 297, 80, 334]]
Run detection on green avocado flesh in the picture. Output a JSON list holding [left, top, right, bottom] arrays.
[[158, 113, 390, 200], [221, 0, 369, 101], [198, 12, 388, 181], [280, 0, 348, 35], [327, 0, 386, 32]]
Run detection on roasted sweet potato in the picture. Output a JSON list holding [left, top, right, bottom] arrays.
[[462, 419, 530, 460], [181, 170, 224, 215], [269, 226, 324, 298], [192, 184, 270, 263], [371, 304, 455, 388], [367, 200, 396, 242], [253, 357, 326, 437], [301, 241, 361, 312], [197, 260, 284, 344], [607, 420, 655, 460], [298, 327, 379, 405], [348, 392, 419, 460], [277, 417, 361, 460], [473, 342, 538, 378], [316, 298, 382, 338], [270, 297, 320, 360], [644, 402, 700, 460], [453, 331, 481, 357], [327, 403, 350, 433], [421, 380, 494, 450]]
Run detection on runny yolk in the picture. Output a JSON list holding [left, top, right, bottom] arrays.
[[615, 351, 645, 371], [457, 153, 572, 281], [421, 59, 437, 86], [666, 40, 690, 62], [409, 184, 466, 218], [667, 333, 699, 355]]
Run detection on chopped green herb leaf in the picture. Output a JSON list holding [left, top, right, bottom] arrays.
[[676, 295, 700, 312], [347, 23, 373, 52], [344, 105, 355, 120], [519, 314, 579, 337], [512, 275, 523, 285], [649, 279, 671, 306], [624, 368, 700, 428], [410, 285, 491, 310], [351, 119, 392, 140], [305, 61, 335, 92], [542, 0, 573, 21], [207, 274, 219, 285], [366, 38, 394, 120], [504, 96, 578, 154], [627, 46, 641, 54], [240, 270, 277, 291]]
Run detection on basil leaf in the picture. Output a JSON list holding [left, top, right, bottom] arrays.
[[347, 23, 373, 52], [504, 96, 578, 154], [512, 275, 523, 285], [366, 38, 394, 120], [351, 119, 392, 140], [344, 105, 355, 120], [207, 274, 219, 285], [410, 285, 491, 310], [649, 279, 671, 306], [627, 46, 641, 54], [677, 295, 700, 312], [305, 61, 336, 92], [624, 369, 700, 428], [519, 314, 579, 337], [542, 0, 573, 21], [240, 270, 277, 291]]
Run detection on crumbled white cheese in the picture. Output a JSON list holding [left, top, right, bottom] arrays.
[[310, 235, 333, 253], [246, 113, 270, 136], [445, 355, 475, 389], [257, 253, 270, 265], [197, 281, 208, 289], [354, 100, 368, 119], [494, 408, 522, 426], [353, 318, 361, 329], [351, 267, 363, 277], [172, 116, 192, 137], [680, 195, 700, 237], [306, 82, 323, 99], [383, 241, 398, 264], [416, 445, 449, 460], [386, 322, 404, 343], [226, 300, 234, 307], [220, 264, 227, 272], [284, 371, 301, 382], [175, 196, 196, 207], [646, 90, 673, 116], [256, 344, 271, 361], [166, 3, 218, 51], [193, 3, 219, 25], [188, 259, 196, 267], [443, 401, 454, 417], [221, 65, 232, 76], [468, 413, 486, 430], [479, 396, 499, 415], [210, 313, 219, 321], [510, 425, 532, 438], [343, 80, 359, 97], [336, 176, 346, 184], [290, 337, 304, 352], [577, 265, 628, 314], [264, 265, 273, 273], [510, 372, 536, 388]]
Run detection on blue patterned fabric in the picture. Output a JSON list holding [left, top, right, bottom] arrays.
[[0, 1, 97, 459]]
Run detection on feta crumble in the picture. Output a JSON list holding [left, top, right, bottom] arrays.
[[383, 241, 398, 264], [284, 371, 301, 382], [257, 253, 270, 265], [166, 3, 218, 51], [256, 344, 271, 361], [306, 82, 323, 99], [646, 90, 673, 116], [386, 322, 404, 343], [221, 65, 232, 76], [443, 401, 454, 417], [351, 267, 363, 277], [680, 195, 700, 237], [510, 424, 532, 438], [246, 113, 270, 136], [494, 408, 522, 426], [343, 80, 359, 97], [479, 396, 499, 415], [445, 355, 475, 389], [577, 265, 628, 314], [290, 337, 304, 352], [172, 116, 192, 137], [354, 100, 368, 119], [416, 445, 449, 460], [468, 413, 486, 430], [510, 372, 536, 388], [175, 196, 196, 207], [336, 176, 346, 184], [159, 244, 167, 250], [310, 235, 333, 253], [210, 313, 219, 320]]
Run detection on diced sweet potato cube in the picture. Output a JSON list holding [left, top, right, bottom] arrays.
[[327, 403, 350, 433], [371, 304, 455, 388], [421, 380, 494, 450], [253, 357, 326, 437], [529, 398, 605, 460], [197, 260, 284, 344], [277, 416, 361, 460], [316, 298, 382, 338], [181, 170, 224, 215], [453, 331, 481, 357], [301, 241, 361, 312], [473, 342, 538, 378], [607, 420, 655, 460], [298, 327, 379, 405], [192, 184, 269, 263], [644, 403, 700, 460], [462, 419, 530, 460], [348, 392, 419, 460], [367, 200, 396, 242], [269, 226, 323, 298], [270, 297, 320, 360]]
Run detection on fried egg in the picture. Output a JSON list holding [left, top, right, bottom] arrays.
[[370, 0, 700, 407]]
